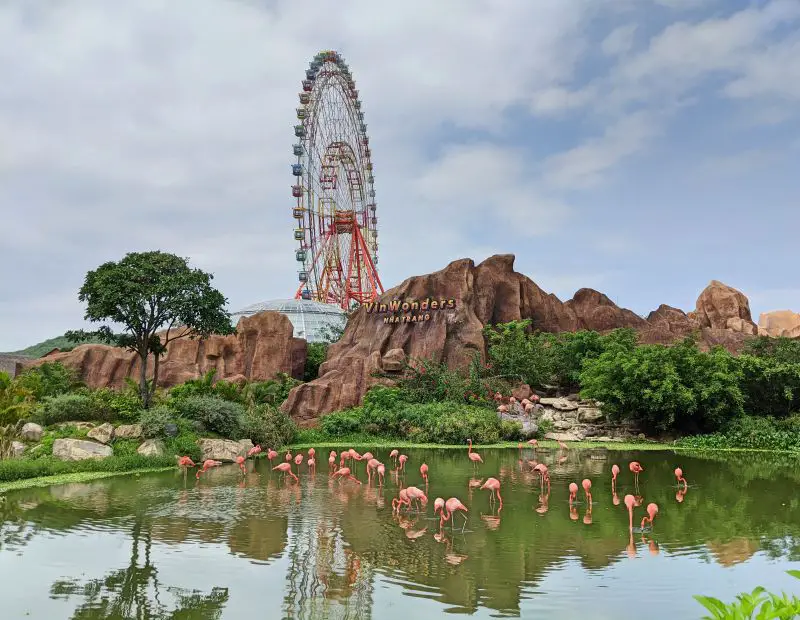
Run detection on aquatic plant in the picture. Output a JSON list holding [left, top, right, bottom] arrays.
[[694, 570, 800, 619]]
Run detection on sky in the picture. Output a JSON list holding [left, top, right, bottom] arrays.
[[1, 0, 799, 351]]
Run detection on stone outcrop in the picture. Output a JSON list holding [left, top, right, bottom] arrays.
[[22, 311, 307, 389], [759, 310, 800, 338], [52, 438, 113, 461], [137, 439, 165, 457], [19, 422, 43, 442], [114, 424, 143, 440], [196, 438, 248, 462], [282, 255, 763, 424], [87, 423, 115, 445]]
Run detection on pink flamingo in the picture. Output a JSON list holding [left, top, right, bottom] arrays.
[[177, 456, 195, 481], [674, 467, 687, 490], [611, 464, 620, 491], [624, 494, 636, 532], [236, 455, 246, 475], [420, 463, 429, 485], [389, 449, 399, 467], [629, 461, 644, 492], [247, 445, 261, 458], [568, 482, 578, 505], [273, 462, 298, 482], [397, 454, 408, 472], [285, 450, 292, 462], [533, 463, 551, 491], [392, 488, 411, 513], [527, 439, 538, 448], [377, 463, 386, 486], [480, 477, 503, 510], [582, 479, 592, 505], [267, 449, 278, 464], [440, 497, 469, 532], [433, 497, 446, 527], [332, 466, 361, 484], [360, 451, 374, 476], [195, 459, 221, 479], [467, 439, 483, 467], [406, 486, 428, 511], [294, 453, 304, 477], [641, 503, 659, 530], [307, 457, 316, 472], [308, 447, 316, 460], [328, 450, 337, 472], [557, 440, 568, 451], [366, 458, 380, 484]]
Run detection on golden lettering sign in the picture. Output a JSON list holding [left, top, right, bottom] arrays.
[[364, 297, 457, 324]]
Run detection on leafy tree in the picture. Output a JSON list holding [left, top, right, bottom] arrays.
[[483, 320, 552, 387], [66, 251, 234, 408], [304, 342, 328, 381], [737, 354, 800, 418], [0, 372, 34, 425], [14, 361, 83, 400], [742, 335, 800, 364]]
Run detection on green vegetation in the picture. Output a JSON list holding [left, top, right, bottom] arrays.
[[4, 333, 108, 358], [0, 467, 174, 493], [65, 251, 235, 407], [695, 570, 800, 619]]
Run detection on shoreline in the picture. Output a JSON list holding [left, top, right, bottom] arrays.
[[0, 466, 174, 494]]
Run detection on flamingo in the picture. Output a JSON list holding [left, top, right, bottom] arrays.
[[406, 486, 428, 511], [285, 450, 292, 462], [328, 450, 338, 472], [195, 459, 221, 479], [360, 451, 374, 476], [568, 482, 578, 505], [441, 497, 469, 532], [392, 488, 411, 513], [236, 455, 246, 475], [389, 449, 399, 467], [611, 464, 620, 491], [273, 462, 298, 482], [433, 497, 446, 527], [582, 479, 592, 505], [397, 454, 408, 472], [307, 457, 316, 472], [247, 445, 261, 458], [267, 449, 278, 464], [624, 494, 636, 532], [629, 461, 644, 491], [420, 463, 429, 485], [308, 447, 316, 460], [177, 456, 195, 481], [480, 477, 503, 509], [332, 466, 361, 484], [527, 439, 538, 448], [674, 467, 687, 490], [467, 439, 483, 467], [641, 503, 659, 530], [366, 458, 381, 484], [557, 440, 568, 451], [533, 463, 551, 491], [294, 453, 304, 476], [377, 463, 386, 486]]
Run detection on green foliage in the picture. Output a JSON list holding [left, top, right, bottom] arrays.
[[139, 405, 178, 439], [32, 393, 113, 426], [0, 453, 177, 483], [169, 395, 245, 438], [0, 420, 24, 460], [0, 371, 35, 425], [389, 356, 507, 405], [14, 362, 83, 400], [241, 374, 301, 408], [320, 386, 521, 444], [87, 385, 145, 423], [6, 333, 108, 358], [168, 369, 300, 409], [66, 250, 235, 408], [676, 416, 800, 453], [743, 336, 800, 364], [737, 354, 800, 418], [694, 570, 800, 619], [238, 405, 296, 449], [304, 342, 328, 381], [580, 338, 744, 433]]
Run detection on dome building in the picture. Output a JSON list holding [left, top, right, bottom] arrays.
[[231, 299, 346, 343]]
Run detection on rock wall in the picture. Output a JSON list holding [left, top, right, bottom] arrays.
[[281, 255, 758, 424], [22, 311, 307, 388], [759, 310, 800, 338]]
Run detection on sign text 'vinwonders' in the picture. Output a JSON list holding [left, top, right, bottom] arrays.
[[365, 298, 457, 324]]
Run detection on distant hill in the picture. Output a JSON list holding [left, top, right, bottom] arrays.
[[5, 334, 108, 359]]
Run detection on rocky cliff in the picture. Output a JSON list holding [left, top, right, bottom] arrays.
[[281, 255, 758, 424], [23, 311, 307, 388], [759, 310, 800, 338]]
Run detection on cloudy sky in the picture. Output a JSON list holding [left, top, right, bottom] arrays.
[[1, 0, 798, 351]]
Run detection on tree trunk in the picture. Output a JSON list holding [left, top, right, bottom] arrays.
[[138, 348, 150, 409], [149, 353, 161, 405]]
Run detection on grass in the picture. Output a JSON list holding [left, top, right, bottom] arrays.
[[0, 466, 173, 493]]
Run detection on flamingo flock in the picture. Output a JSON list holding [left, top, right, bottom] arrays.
[[177, 438, 689, 554]]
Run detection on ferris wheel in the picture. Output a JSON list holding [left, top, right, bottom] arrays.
[[291, 50, 384, 310]]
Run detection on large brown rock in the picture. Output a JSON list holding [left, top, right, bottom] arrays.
[[759, 310, 800, 338], [282, 255, 762, 424], [22, 312, 306, 389]]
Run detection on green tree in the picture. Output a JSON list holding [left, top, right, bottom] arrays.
[[483, 320, 552, 387], [66, 251, 234, 408]]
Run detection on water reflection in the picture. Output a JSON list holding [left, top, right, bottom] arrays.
[[0, 448, 799, 618]]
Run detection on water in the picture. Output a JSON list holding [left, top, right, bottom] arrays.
[[1, 447, 799, 619]]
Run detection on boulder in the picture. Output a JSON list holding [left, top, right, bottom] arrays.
[[55, 422, 95, 431], [544, 431, 582, 442], [539, 397, 579, 411], [10, 441, 26, 458], [381, 348, 407, 372], [578, 407, 604, 423], [691, 280, 757, 334], [553, 420, 574, 430], [19, 422, 43, 442], [759, 310, 800, 338], [87, 423, 115, 445], [137, 439, 165, 457], [53, 438, 113, 461], [237, 439, 255, 454], [21, 311, 307, 389], [197, 438, 247, 462], [114, 424, 143, 440]]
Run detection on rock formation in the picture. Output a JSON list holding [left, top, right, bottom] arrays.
[[22, 311, 307, 389], [282, 255, 759, 424], [759, 310, 800, 338]]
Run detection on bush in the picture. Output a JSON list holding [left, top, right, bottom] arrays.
[[305, 343, 328, 381], [677, 416, 800, 452], [694, 570, 800, 619], [241, 374, 301, 407], [737, 354, 800, 418], [139, 405, 178, 439], [168, 370, 242, 402], [238, 405, 296, 448], [0, 454, 176, 483], [32, 393, 112, 426], [88, 388, 144, 423], [1, 372, 35, 425], [14, 362, 83, 400], [169, 395, 245, 438]]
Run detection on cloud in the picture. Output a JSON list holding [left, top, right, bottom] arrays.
[[602, 24, 638, 56]]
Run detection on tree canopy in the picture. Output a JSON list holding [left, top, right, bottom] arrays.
[[67, 251, 234, 407]]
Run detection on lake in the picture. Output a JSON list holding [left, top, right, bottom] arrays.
[[1, 446, 799, 619]]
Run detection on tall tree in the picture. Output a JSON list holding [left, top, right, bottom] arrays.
[[67, 251, 234, 407]]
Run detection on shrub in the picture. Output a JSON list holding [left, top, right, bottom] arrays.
[[389, 358, 506, 405], [168, 369, 242, 402], [139, 405, 178, 439], [737, 354, 800, 418], [0, 454, 176, 483], [694, 570, 800, 619], [241, 374, 301, 407], [32, 393, 112, 426], [164, 429, 202, 461], [238, 405, 296, 448], [304, 343, 328, 381], [0, 372, 35, 425], [88, 388, 144, 423], [169, 395, 245, 438], [14, 362, 83, 400], [677, 416, 800, 452]]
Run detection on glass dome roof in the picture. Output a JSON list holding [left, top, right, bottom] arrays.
[[231, 298, 346, 343]]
